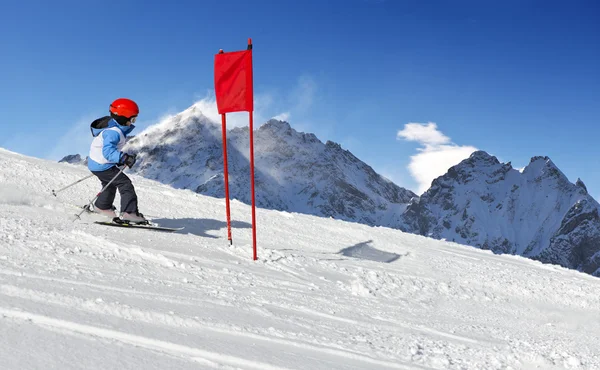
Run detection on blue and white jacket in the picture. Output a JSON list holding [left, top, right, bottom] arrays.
[[88, 116, 135, 172]]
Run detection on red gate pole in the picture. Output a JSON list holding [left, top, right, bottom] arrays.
[[221, 112, 233, 245], [247, 38, 257, 260], [249, 109, 257, 260]]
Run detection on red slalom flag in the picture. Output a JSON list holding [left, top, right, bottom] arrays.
[[213, 39, 258, 261], [214, 46, 253, 113]]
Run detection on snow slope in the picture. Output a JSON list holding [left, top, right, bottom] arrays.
[[1, 147, 600, 370]]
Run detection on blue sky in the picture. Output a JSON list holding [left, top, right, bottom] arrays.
[[1, 0, 598, 197]]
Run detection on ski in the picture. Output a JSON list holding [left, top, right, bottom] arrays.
[[94, 219, 184, 233]]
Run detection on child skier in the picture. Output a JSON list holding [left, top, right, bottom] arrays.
[[87, 98, 147, 224]]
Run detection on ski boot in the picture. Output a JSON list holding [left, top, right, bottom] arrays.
[[84, 204, 117, 218], [118, 211, 149, 225]]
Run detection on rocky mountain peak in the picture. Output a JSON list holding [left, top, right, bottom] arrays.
[[261, 119, 292, 133], [518, 155, 572, 191], [325, 140, 343, 151], [576, 178, 588, 194], [464, 150, 501, 166], [426, 151, 512, 192], [58, 154, 86, 165]]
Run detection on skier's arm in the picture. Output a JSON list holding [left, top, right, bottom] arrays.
[[101, 130, 125, 164]]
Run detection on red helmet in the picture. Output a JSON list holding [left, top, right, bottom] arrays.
[[109, 98, 139, 118]]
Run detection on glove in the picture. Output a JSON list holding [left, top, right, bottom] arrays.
[[121, 153, 137, 168]]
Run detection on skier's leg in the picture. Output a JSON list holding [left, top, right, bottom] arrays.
[[111, 172, 144, 221], [95, 185, 117, 210], [91, 168, 118, 216]]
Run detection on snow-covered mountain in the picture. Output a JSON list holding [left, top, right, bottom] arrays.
[[59, 154, 87, 166], [122, 103, 416, 226], [400, 150, 600, 275], [3, 147, 600, 369]]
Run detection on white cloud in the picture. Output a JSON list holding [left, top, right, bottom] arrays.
[[272, 112, 291, 121], [397, 122, 451, 147], [397, 122, 478, 194]]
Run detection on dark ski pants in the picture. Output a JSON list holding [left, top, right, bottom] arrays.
[[91, 166, 138, 213]]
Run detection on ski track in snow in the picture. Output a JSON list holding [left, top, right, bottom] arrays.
[[1, 148, 600, 369]]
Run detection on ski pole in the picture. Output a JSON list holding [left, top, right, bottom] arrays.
[[52, 173, 95, 197], [74, 166, 126, 221]]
